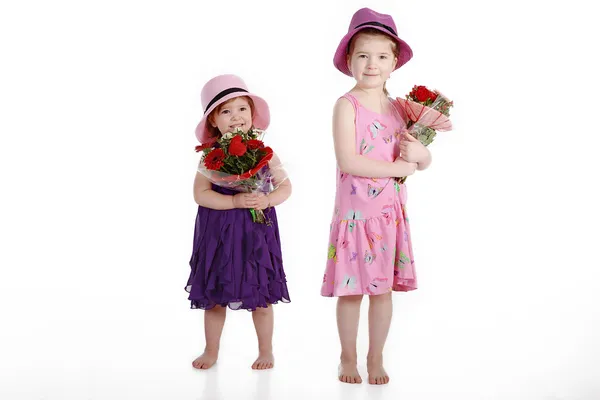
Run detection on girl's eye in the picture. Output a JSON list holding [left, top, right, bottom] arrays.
[[221, 110, 230, 114], [359, 55, 367, 58], [240, 107, 247, 112], [380, 55, 388, 59]]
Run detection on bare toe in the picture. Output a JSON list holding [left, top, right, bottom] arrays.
[[192, 350, 218, 370], [252, 352, 274, 370], [338, 363, 362, 384], [367, 360, 389, 385]]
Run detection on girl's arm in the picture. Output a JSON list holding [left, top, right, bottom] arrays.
[[399, 131, 433, 171], [333, 98, 417, 178], [193, 172, 236, 209], [265, 152, 291, 207], [194, 171, 257, 210], [417, 149, 432, 170]]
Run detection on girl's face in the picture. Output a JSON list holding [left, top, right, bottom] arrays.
[[347, 34, 397, 89], [210, 97, 253, 135]]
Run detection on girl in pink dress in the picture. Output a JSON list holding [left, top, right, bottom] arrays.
[[321, 8, 433, 385]]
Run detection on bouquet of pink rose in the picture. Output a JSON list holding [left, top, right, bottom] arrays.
[[393, 85, 454, 183]]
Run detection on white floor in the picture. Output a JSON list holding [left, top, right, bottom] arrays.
[[1, 267, 598, 400]]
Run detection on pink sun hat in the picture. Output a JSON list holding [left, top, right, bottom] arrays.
[[195, 74, 270, 143], [333, 7, 413, 76]]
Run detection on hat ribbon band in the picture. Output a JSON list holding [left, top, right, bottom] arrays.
[[204, 87, 249, 113], [354, 21, 397, 36]]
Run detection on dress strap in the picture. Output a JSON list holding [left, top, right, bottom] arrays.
[[340, 93, 360, 113]]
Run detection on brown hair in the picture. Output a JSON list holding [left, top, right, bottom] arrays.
[[347, 28, 399, 96], [206, 95, 255, 139]]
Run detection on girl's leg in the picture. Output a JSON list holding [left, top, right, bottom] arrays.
[[367, 292, 392, 384], [192, 305, 227, 369], [337, 295, 363, 384], [251, 304, 274, 369]]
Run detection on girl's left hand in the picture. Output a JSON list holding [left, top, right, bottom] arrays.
[[399, 132, 428, 163], [250, 193, 270, 210]]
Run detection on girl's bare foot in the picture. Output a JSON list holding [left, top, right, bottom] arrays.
[[367, 355, 389, 385], [195, 305, 226, 370], [251, 351, 274, 370], [338, 362, 362, 384], [192, 349, 219, 370], [336, 295, 364, 384]]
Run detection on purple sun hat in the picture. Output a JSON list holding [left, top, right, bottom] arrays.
[[333, 7, 413, 76]]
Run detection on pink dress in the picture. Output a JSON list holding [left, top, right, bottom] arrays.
[[321, 93, 417, 297]]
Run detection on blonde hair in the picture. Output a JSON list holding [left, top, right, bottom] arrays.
[[206, 95, 255, 139], [347, 28, 399, 96]]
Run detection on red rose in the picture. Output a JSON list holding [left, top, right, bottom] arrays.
[[204, 148, 225, 170], [228, 135, 247, 156], [216, 147, 275, 183], [414, 86, 434, 102], [246, 139, 265, 150], [254, 147, 274, 170], [408, 85, 419, 98], [408, 85, 436, 103]]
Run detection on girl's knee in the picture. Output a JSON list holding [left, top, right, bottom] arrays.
[[369, 292, 392, 302], [207, 305, 227, 314], [338, 295, 363, 304], [253, 305, 272, 315]]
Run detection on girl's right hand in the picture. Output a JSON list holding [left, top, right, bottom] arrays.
[[393, 158, 418, 177], [233, 193, 257, 208]]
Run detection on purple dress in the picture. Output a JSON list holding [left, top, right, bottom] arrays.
[[185, 185, 290, 311]]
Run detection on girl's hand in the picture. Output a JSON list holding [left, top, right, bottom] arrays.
[[393, 158, 418, 177], [251, 193, 270, 210], [399, 132, 428, 163], [233, 193, 258, 208]]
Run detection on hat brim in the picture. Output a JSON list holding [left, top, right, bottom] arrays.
[[333, 26, 413, 76], [195, 92, 270, 143]]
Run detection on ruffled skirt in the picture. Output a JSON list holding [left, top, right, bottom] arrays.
[[186, 187, 290, 310]]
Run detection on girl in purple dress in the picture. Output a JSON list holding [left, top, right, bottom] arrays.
[[186, 74, 291, 370]]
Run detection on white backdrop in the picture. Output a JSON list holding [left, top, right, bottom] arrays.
[[1, 0, 599, 399]]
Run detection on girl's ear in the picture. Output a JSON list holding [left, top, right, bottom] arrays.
[[346, 53, 352, 72]]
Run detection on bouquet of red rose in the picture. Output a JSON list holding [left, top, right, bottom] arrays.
[[195, 127, 286, 224], [393, 85, 454, 184]]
